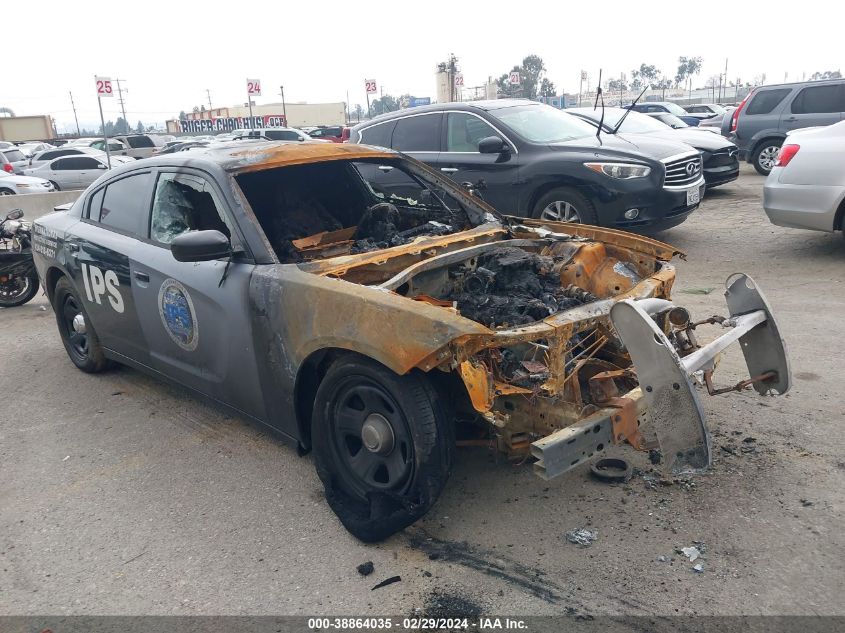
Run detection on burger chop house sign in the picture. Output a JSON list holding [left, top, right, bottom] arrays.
[[178, 115, 287, 132]]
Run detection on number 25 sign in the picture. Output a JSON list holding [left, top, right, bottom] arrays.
[[247, 78, 262, 96], [95, 76, 113, 98]]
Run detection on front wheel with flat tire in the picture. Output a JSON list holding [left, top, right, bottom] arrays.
[[532, 187, 598, 225], [53, 276, 110, 373], [0, 188, 15, 196], [752, 140, 782, 176], [311, 357, 454, 542]]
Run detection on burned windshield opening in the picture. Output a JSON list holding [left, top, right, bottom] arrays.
[[235, 158, 478, 263]]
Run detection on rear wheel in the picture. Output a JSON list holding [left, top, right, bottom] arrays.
[[532, 187, 599, 225], [53, 277, 110, 372], [0, 271, 39, 307], [311, 356, 453, 542], [752, 140, 782, 175], [49, 181, 61, 191]]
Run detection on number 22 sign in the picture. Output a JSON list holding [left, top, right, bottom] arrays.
[[95, 76, 113, 98], [247, 79, 262, 96]]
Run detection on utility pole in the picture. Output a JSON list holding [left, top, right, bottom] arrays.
[[115, 78, 128, 134], [578, 71, 583, 108], [206, 88, 213, 111], [722, 58, 728, 102], [68, 91, 81, 136], [279, 86, 287, 125]]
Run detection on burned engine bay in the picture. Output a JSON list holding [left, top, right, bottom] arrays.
[[370, 234, 664, 401]]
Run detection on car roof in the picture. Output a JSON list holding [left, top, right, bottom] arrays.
[[135, 140, 396, 174], [356, 98, 539, 127], [754, 78, 843, 89]]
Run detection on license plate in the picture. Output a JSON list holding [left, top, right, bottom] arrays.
[[686, 187, 701, 206]]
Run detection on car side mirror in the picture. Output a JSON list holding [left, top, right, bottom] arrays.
[[478, 136, 507, 154], [97, 164, 108, 169], [6, 209, 24, 220], [170, 230, 232, 262]]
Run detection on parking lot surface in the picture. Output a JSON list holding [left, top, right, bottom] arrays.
[[2, 165, 843, 616]]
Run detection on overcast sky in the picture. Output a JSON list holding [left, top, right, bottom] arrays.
[[3, 0, 841, 132]]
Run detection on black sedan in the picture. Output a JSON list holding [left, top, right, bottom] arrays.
[[570, 107, 740, 188], [349, 100, 705, 232]]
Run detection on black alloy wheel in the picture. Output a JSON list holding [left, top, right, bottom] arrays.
[[53, 276, 110, 372]]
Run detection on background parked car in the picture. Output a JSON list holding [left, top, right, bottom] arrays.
[[724, 78, 845, 175], [16, 142, 54, 157], [230, 127, 327, 142], [569, 107, 739, 187], [763, 120, 845, 236], [22, 154, 133, 190], [0, 142, 14, 150], [89, 138, 130, 155], [350, 99, 705, 231], [1, 147, 28, 174], [307, 126, 344, 142], [685, 103, 727, 118], [0, 172, 55, 195], [629, 102, 702, 126], [156, 141, 210, 154], [25, 146, 109, 171], [111, 134, 166, 159]]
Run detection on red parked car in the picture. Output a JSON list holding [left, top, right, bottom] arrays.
[[307, 126, 344, 143]]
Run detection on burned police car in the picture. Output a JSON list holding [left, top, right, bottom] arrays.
[[32, 141, 790, 542]]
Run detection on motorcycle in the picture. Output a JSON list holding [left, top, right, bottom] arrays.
[[0, 209, 40, 307]]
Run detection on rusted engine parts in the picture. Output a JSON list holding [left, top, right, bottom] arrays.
[[397, 239, 662, 464]]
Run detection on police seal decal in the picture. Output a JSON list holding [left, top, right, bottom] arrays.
[[158, 279, 198, 351]]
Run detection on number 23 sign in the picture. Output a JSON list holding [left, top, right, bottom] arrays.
[[247, 79, 262, 96], [365, 79, 377, 94], [95, 76, 113, 98]]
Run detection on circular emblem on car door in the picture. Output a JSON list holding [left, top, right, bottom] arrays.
[[158, 279, 198, 351]]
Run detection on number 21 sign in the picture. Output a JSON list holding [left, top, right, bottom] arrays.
[[95, 76, 113, 98], [247, 79, 262, 96]]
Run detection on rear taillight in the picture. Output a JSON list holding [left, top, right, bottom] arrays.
[[775, 144, 800, 167], [2, 164, 12, 173], [730, 92, 752, 133]]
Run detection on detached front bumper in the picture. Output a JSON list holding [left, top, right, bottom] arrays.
[[531, 273, 790, 479]]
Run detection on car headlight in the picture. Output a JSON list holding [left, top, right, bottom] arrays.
[[584, 162, 652, 179]]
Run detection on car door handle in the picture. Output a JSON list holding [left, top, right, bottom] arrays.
[[783, 116, 797, 122], [133, 271, 150, 283], [440, 167, 458, 173]]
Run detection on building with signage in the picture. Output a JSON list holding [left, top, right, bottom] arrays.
[[166, 101, 346, 135]]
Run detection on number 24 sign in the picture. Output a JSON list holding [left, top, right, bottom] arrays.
[[95, 76, 113, 98], [247, 79, 262, 96]]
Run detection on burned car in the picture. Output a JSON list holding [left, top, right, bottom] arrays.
[[32, 142, 790, 541]]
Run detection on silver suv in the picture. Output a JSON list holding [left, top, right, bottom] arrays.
[[724, 79, 845, 175]]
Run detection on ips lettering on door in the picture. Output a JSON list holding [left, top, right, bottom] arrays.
[[80, 263, 124, 313]]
